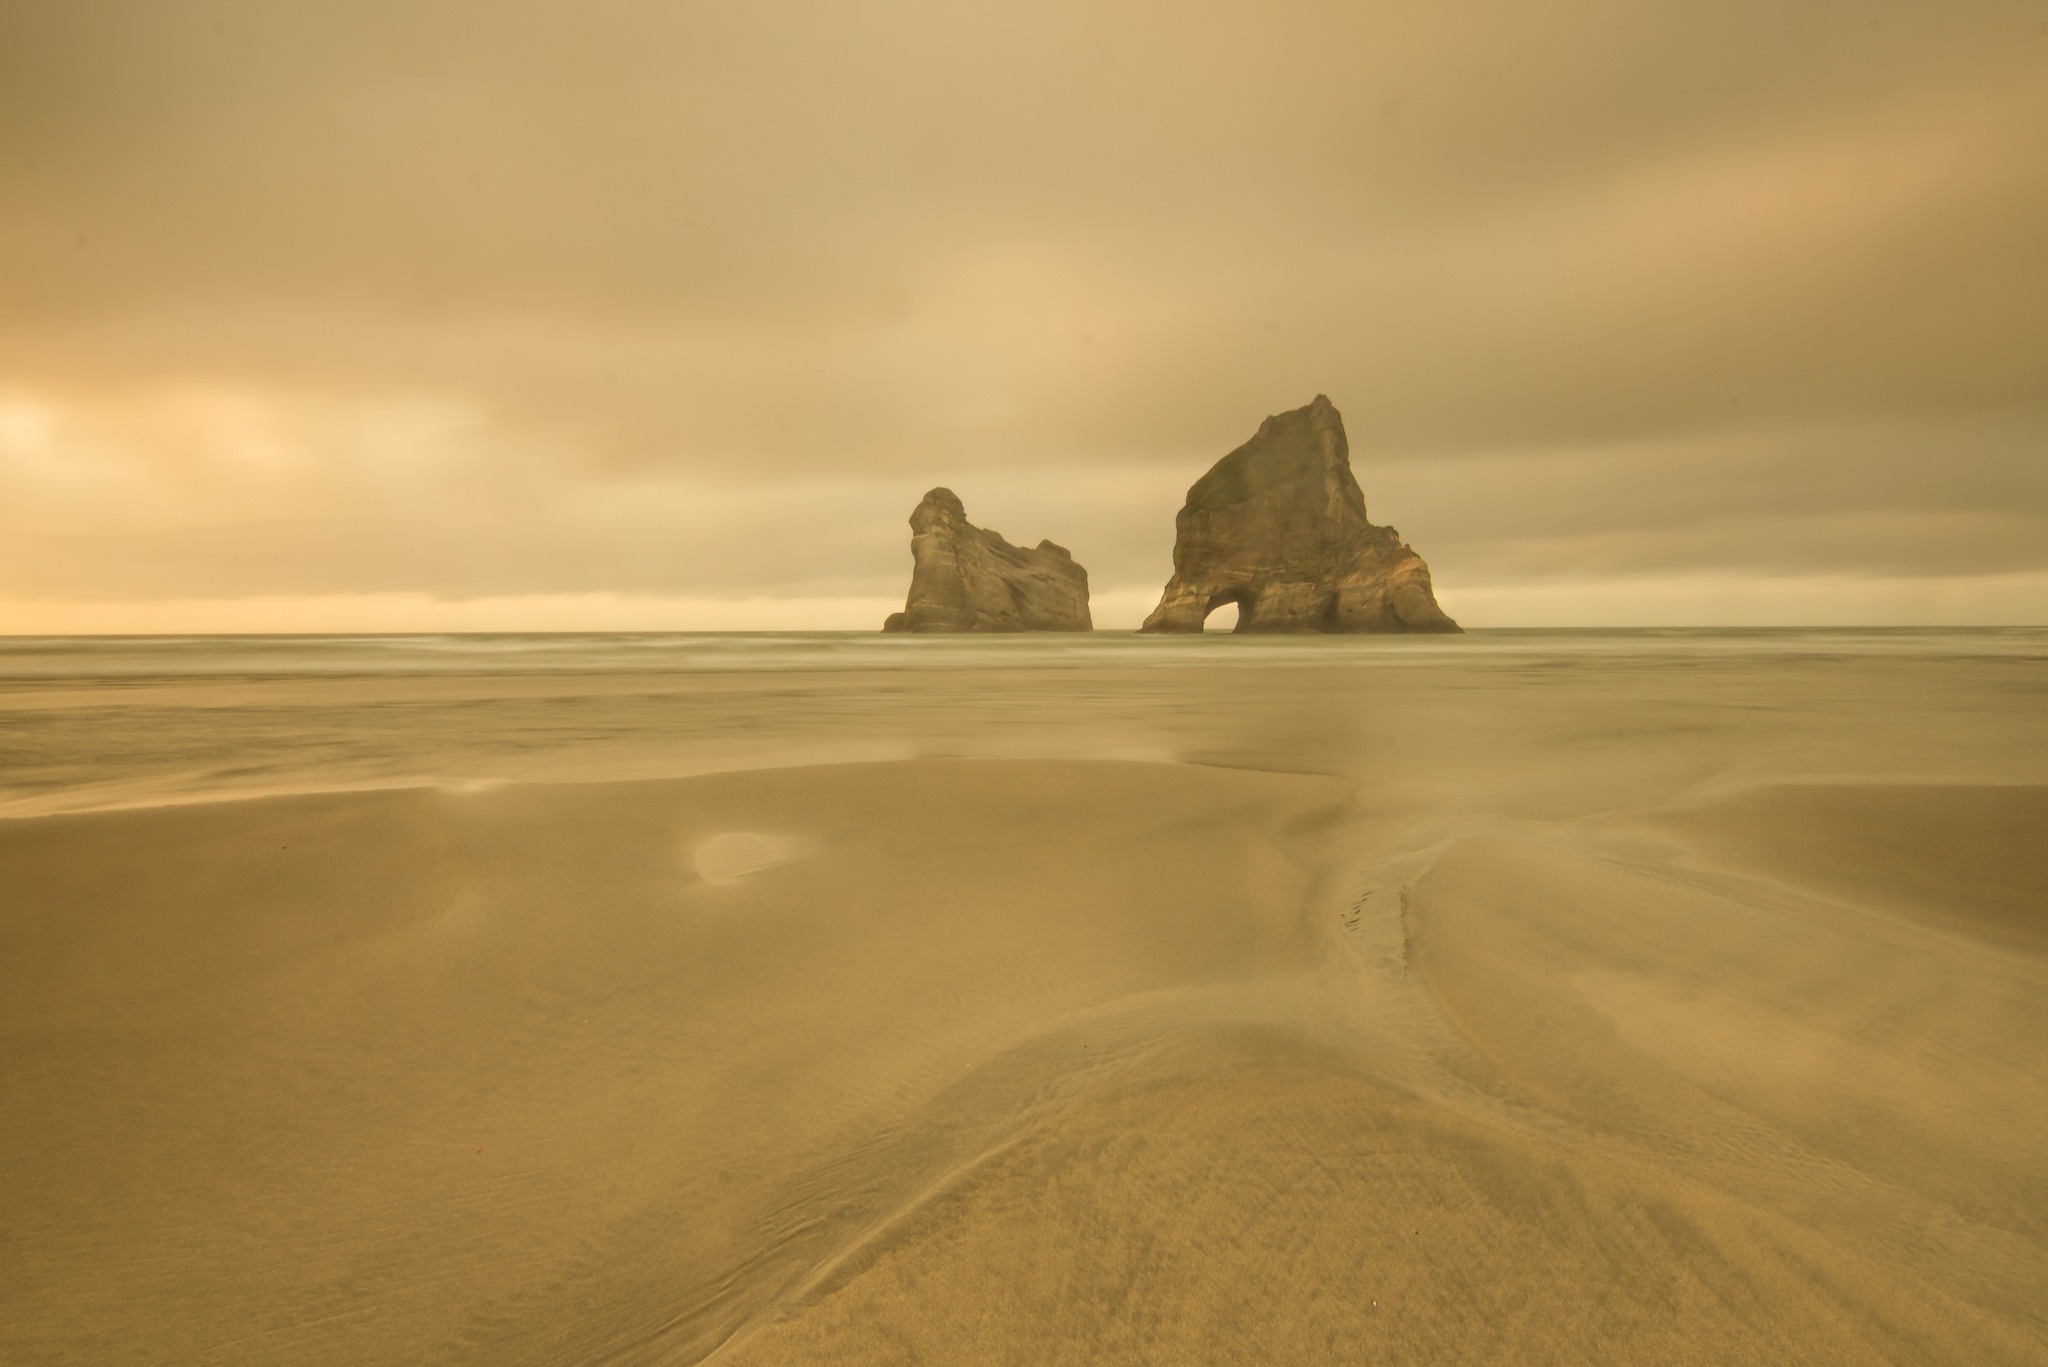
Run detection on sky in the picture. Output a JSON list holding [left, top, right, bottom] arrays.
[[2, 0, 2044, 631]]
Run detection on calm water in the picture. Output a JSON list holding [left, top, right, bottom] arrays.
[[3, 626, 2045, 680]]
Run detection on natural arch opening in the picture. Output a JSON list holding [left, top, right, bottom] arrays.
[[1202, 599, 1242, 633]]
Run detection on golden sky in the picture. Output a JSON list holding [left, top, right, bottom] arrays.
[[3, 0, 2044, 630]]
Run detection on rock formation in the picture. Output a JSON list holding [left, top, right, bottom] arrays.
[[1140, 395, 1459, 634], [882, 488, 1092, 632]]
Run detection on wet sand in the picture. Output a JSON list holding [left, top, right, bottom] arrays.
[[2, 639, 2045, 1363]]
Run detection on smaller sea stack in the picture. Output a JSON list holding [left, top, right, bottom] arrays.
[[882, 488, 1092, 632]]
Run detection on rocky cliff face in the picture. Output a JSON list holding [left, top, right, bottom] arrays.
[[1140, 395, 1459, 634], [882, 488, 1093, 632]]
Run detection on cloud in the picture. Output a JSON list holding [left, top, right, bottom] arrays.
[[0, 592, 901, 636], [0, 0, 2043, 629]]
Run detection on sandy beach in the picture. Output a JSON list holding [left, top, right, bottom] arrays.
[[3, 631, 2045, 1365]]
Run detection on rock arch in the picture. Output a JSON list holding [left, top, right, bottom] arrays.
[[1140, 395, 1459, 634]]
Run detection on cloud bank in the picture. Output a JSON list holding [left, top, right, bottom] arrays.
[[3, 0, 2043, 628]]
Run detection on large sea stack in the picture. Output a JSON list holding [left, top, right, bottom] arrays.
[[882, 488, 1092, 632], [1140, 395, 1459, 633]]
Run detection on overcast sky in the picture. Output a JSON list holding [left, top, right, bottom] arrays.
[[3, 0, 2044, 630]]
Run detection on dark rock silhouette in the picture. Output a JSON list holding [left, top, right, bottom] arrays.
[[1140, 395, 1459, 634], [882, 488, 1092, 632]]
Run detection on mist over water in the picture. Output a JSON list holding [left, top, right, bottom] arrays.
[[4, 626, 2045, 681]]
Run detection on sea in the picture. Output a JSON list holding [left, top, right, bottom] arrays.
[[3, 626, 2045, 680]]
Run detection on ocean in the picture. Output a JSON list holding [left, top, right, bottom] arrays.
[[4, 625, 2045, 679]]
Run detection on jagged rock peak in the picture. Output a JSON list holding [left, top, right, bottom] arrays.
[[1139, 396, 1459, 634], [882, 488, 1092, 633]]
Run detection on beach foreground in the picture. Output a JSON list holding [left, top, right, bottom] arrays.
[[3, 633, 2045, 1364]]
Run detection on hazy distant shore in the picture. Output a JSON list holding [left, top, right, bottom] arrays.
[[3, 630, 2045, 1364]]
